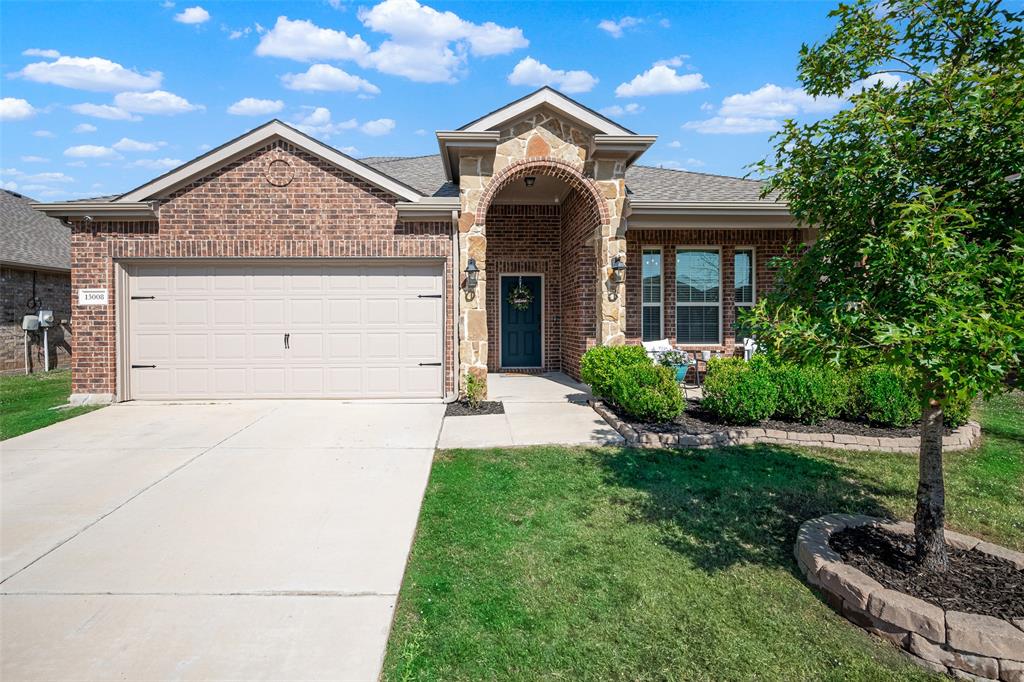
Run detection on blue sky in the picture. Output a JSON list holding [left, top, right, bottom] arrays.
[[2, 0, 856, 201]]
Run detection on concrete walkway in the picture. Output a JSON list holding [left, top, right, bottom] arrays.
[[1, 400, 445, 681], [437, 372, 623, 448]]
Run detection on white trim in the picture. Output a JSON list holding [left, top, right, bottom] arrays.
[[461, 88, 633, 136], [115, 261, 130, 402], [640, 246, 663, 343], [733, 246, 756, 345], [119, 120, 423, 203], [674, 246, 723, 346], [498, 272, 545, 370]]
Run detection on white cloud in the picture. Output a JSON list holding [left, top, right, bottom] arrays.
[[339, 145, 359, 155], [66, 160, 87, 167], [161, 0, 175, 7], [1, 181, 18, 191], [682, 116, 781, 134], [114, 90, 203, 115], [17, 56, 162, 92], [360, 118, 395, 136], [130, 158, 183, 170], [64, 144, 118, 158], [600, 102, 643, 117], [22, 48, 61, 58], [174, 6, 210, 24], [0, 97, 37, 121], [507, 57, 597, 94], [255, 16, 371, 61], [33, 130, 55, 138], [70, 103, 140, 121], [719, 83, 843, 117], [280, 64, 380, 95], [227, 26, 252, 39], [668, 140, 681, 148], [615, 58, 708, 97], [361, 42, 463, 83], [21, 156, 50, 163], [227, 97, 285, 115], [597, 16, 641, 38], [414, 128, 427, 136], [25, 171, 75, 183], [73, 123, 98, 133], [291, 107, 358, 138], [112, 137, 166, 152]]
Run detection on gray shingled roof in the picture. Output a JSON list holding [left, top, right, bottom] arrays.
[[359, 154, 770, 202], [0, 190, 71, 271]]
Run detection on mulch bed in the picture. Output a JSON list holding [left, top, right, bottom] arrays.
[[620, 400, 955, 438], [445, 400, 505, 417], [830, 524, 1024, 620]]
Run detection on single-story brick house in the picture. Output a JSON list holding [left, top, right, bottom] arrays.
[[37, 87, 807, 403], [2, 189, 73, 374]]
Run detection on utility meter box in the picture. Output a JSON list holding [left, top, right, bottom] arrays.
[[37, 310, 55, 327], [22, 315, 40, 331]]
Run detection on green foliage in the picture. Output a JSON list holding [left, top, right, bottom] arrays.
[[748, 0, 1024, 419], [464, 373, 486, 409], [944, 392, 974, 429], [773, 363, 851, 424], [703, 359, 780, 424], [852, 366, 920, 427], [608, 363, 684, 423], [580, 345, 651, 400]]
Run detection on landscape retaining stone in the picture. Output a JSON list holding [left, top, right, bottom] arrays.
[[946, 611, 1024, 660]]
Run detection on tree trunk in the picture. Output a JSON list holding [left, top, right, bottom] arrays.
[[914, 399, 948, 571]]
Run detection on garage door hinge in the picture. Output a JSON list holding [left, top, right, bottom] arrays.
[[418, 362, 442, 366], [417, 294, 442, 298], [131, 296, 156, 300], [131, 364, 157, 369]]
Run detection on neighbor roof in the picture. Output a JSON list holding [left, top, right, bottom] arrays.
[[358, 154, 770, 204], [0, 190, 71, 271]]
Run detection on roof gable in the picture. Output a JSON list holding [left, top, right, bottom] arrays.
[[457, 87, 635, 136], [118, 120, 423, 203]]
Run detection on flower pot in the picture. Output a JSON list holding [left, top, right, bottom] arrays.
[[675, 365, 688, 382]]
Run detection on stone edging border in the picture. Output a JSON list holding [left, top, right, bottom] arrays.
[[795, 514, 1024, 681], [590, 400, 981, 453]]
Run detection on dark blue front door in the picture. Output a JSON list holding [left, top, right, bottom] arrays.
[[501, 276, 542, 368]]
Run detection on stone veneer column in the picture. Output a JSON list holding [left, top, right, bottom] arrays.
[[458, 155, 491, 394], [593, 160, 628, 347]]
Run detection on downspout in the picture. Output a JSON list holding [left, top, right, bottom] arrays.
[[445, 208, 460, 403]]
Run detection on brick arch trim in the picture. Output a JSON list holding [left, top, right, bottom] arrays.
[[475, 157, 609, 229]]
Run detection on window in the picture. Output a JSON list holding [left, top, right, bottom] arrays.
[[734, 248, 755, 342], [641, 248, 662, 342], [676, 248, 720, 344]]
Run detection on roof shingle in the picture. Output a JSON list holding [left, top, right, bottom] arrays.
[[0, 190, 71, 271]]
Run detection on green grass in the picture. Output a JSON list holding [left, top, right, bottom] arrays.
[[0, 370, 104, 440], [383, 393, 1023, 681]]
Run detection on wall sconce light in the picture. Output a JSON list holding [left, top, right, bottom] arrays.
[[464, 258, 480, 290], [524, 176, 536, 188], [611, 255, 627, 285]]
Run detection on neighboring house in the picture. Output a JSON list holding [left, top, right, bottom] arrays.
[[1, 189, 72, 374], [36, 87, 806, 403]]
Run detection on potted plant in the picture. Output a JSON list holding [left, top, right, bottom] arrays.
[[658, 350, 691, 382]]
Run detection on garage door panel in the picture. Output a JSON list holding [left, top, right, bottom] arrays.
[[129, 262, 443, 400]]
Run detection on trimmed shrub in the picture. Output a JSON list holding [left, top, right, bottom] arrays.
[[773, 363, 851, 424], [580, 345, 651, 400], [609, 363, 684, 422], [852, 366, 919, 427], [944, 392, 974, 428], [703, 358, 779, 424]]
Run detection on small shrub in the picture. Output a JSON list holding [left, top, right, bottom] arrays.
[[852, 366, 919, 427], [609, 363, 684, 422], [580, 345, 651, 400], [773, 363, 851, 424], [703, 358, 779, 424], [464, 373, 485, 409], [943, 392, 974, 428]]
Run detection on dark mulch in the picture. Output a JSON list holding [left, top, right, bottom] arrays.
[[445, 400, 505, 417], [830, 524, 1024, 620], [622, 401, 955, 438]]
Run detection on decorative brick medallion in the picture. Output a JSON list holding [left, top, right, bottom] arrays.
[[264, 158, 294, 187]]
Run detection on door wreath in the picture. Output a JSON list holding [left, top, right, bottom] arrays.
[[507, 277, 534, 311]]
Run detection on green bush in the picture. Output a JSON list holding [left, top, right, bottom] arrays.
[[580, 345, 651, 400], [852, 366, 919, 427], [608, 363, 684, 422], [943, 392, 974, 428], [773, 363, 851, 424], [703, 358, 779, 424]]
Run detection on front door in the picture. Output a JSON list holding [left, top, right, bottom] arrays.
[[500, 275, 542, 368]]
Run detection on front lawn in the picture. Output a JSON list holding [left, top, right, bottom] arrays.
[[384, 393, 1023, 681], [0, 370, 104, 440]]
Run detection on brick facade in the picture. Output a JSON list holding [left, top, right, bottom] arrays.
[[1, 266, 72, 373], [624, 228, 802, 355], [69, 141, 455, 398]]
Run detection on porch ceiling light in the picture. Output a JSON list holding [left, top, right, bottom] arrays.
[[611, 255, 627, 284], [524, 176, 536, 188], [464, 258, 480, 290]]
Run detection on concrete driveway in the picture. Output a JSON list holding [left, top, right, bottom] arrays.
[[1, 400, 445, 681]]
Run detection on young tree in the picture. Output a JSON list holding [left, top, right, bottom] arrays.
[[749, 0, 1024, 570]]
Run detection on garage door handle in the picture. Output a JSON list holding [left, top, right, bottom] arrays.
[[131, 296, 156, 300], [417, 294, 442, 298], [418, 362, 442, 366], [284, 333, 290, 349], [132, 364, 156, 369]]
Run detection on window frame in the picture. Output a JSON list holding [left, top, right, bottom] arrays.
[[733, 247, 756, 345], [640, 246, 663, 342], [674, 246, 722, 346]]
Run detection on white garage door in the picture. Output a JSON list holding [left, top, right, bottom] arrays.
[[126, 261, 444, 400]]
